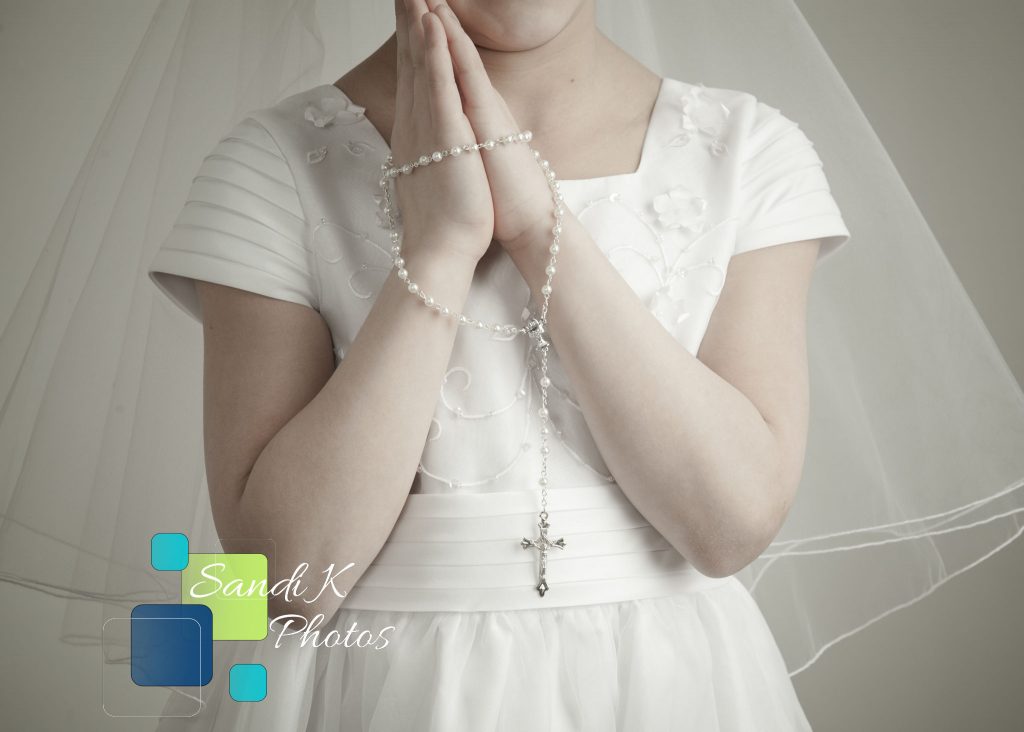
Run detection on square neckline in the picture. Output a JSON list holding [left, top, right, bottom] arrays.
[[318, 76, 670, 186]]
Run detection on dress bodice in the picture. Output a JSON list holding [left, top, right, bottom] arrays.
[[148, 76, 850, 500]]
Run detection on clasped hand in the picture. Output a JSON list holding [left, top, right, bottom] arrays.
[[393, 0, 559, 263]]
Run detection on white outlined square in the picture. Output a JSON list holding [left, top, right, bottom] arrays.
[[101, 617, 203, 718]]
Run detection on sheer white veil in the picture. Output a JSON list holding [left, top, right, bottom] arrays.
[[2, 0, 1023, 680]]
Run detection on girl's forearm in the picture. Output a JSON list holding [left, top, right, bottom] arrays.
[[507, 213, 782, 577], [236, 244, 478, 621]]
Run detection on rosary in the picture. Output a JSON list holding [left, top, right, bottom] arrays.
[[378, 129, 566, 597]]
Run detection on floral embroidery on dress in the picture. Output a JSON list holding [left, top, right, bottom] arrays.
[[304, 95, 366, 128], [652, 185, 709, 232], [306, 145, 328, 164], [574, 186, 727, 347], [346, 140, 374, 156], [667, 83, 731, 157], [648, 257, 727, 340]]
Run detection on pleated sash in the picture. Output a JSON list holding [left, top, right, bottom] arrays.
[[341, 482, 734, 612]]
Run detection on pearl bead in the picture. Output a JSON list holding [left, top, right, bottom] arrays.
[[538, 407, 549, 419], [540, 376, 551, 387], [546, 265, 556, 276], [408, 282, 419, 294], [441, 307, 450, 316], [451, 147, 462, 156], [550, 244, 559, 254], [431, 151, 443, 162], [419, 155, 429, 165], [541, 285, 552, 296], [538, 477, 548, 487], [397, 268, 408, 280], [394, 257, 404, 268], [425, 296, 434, 306]]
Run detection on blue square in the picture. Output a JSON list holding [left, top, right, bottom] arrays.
[[229, 664, 267, 702], [151, 532, 189, 571], [130, 604, 213, 687]]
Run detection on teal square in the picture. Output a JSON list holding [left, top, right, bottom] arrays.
[[229, 663, 267, 702], [151, 532, 189, 571]]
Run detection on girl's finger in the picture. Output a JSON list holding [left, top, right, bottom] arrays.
[[406, 0, 431, 123], [394, 0, 413, 123], [421, 12, 462, 130], [431, 4, 498, 117]]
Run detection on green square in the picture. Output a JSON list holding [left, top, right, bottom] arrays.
[[181, 553, 268, 641]]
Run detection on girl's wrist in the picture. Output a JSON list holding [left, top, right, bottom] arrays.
[[396, 236, 480, 287], [505, 211, 578, 296]]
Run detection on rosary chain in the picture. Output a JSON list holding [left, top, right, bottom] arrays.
[[376, 129, 565, 596]]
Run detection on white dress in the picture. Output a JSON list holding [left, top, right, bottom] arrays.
[[147, 76, 850, 731]]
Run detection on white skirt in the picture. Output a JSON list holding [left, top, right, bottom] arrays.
[[156, 484, 812, 731]]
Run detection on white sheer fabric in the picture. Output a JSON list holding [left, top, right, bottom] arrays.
[[153, 582, 812, 731], [1, 0, 1023, 724]]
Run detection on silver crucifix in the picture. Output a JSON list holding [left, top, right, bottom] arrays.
[[521, 512, 566, 596]]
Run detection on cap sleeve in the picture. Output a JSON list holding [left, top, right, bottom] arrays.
[[147, 116, 317, 323], [734, 101, 851, 265]]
